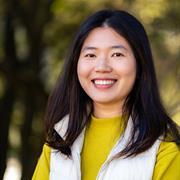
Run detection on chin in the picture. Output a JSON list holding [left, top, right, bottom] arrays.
[[92, 98, 116, 105]]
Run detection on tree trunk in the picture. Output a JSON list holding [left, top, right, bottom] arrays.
[[20, 89, 36, 180], [0, 6, 17, 179], [0, 86, 14, 180]]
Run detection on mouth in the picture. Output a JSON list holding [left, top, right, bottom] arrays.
[[91, 78, 117, 89]]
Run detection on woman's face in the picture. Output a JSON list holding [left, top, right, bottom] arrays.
[[77, 27, 136, 110]]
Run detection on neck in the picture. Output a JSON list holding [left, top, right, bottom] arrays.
[[93, 101, 123, 118]]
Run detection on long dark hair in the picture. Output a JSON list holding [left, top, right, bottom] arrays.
[[45, 9, 180, 157]]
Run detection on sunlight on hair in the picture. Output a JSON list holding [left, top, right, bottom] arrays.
[[3, 158, 21, 180]]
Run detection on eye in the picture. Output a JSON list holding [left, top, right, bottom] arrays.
[[84, 54, 96, 58], [111, 52, 124, 57]]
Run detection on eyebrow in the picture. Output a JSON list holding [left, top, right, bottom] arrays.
[[81, 45, 128, 52], [111, 45, 127, 51]]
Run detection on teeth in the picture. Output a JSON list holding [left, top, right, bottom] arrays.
[[94, 80, 115, 85]]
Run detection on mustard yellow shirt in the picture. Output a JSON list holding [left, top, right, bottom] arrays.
[[32, 116, 180, 180], [81, 115, 124, 179]]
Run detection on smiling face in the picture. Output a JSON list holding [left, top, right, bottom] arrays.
[[77, 27, 136, 115]]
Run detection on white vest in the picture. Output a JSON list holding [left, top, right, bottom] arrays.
[[50, 115, 161, 180]]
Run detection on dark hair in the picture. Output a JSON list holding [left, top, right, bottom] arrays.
[[45, 9, 180, 157]]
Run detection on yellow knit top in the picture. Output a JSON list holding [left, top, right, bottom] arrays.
[[81, 115, 124, 179], [32, 115, 180, 180]]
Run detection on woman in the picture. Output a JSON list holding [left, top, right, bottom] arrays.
[[32, 9, 180, 180]]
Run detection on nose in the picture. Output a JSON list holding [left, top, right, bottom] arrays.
[[94, 58, 112, 73]]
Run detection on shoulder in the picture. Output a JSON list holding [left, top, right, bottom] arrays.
[[157, 141, 179, 158], [32, 144, 51, 180], [153, 141, 180, 180], [156, 141, 180, 165], [43, 144, 51, 155], [38, 143, 51, 165]]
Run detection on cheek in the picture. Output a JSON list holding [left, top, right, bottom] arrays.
[[77, 60, 92, 79], [116, 59, 137, 92], [115, 59, 136, 78], [77, 60, 91, 89], [125, 60, 137, 88], [77, 61, 92, 96], [77, 59, 84, 74]]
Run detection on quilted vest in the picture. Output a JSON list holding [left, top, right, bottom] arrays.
[[50, 115, 161, 180]]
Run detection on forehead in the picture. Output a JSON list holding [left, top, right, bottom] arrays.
[[81, 27, 131, 50]]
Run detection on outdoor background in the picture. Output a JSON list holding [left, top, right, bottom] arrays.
[[0, 0, 179, 179]]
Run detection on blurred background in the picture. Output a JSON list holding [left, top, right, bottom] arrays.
[[0, 0, 179, 179]]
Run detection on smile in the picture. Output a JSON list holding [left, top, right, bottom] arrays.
[[94, 80, 115, 85], [92, 79, 117, 89]]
